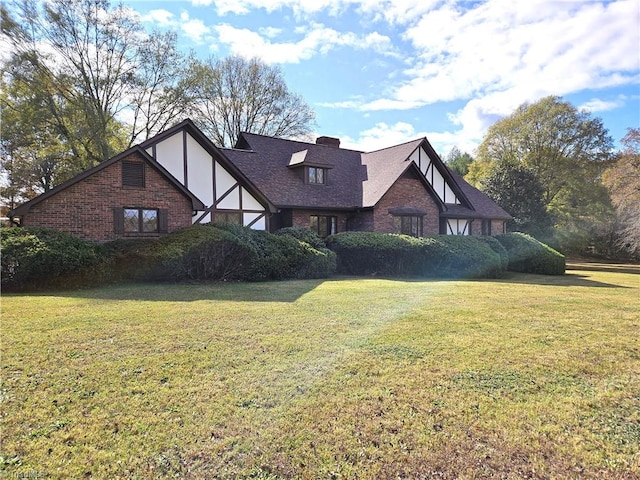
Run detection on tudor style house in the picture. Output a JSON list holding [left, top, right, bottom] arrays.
[[8, 119, 510, 242]]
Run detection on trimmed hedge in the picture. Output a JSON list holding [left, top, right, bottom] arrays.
[[214, 223, 336, 280], [1, 227, 105, 290], [495, 232, 565, 275], [118, 225, 255, 282], [326, 232, 505, 279]]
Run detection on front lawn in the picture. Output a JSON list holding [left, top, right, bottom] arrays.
[[1, 263, 639, 479]]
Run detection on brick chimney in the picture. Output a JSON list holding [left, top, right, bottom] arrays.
[[316, 136, 340, 148]]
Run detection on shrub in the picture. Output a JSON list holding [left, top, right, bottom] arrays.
[[275, 227, 327, 249], [477, 235, 510, 271], [214, 223, 335, 280], [0, 227, 105, 290], [495, 232, 566, 275], [141, 225, 254, 282], [326, 232, 504, 279]]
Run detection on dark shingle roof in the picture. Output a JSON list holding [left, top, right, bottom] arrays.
[[226, 132, 511, 221], [225, 133, 365, 209], [448, 171, 512, 220], [361, 139, 424, 207]]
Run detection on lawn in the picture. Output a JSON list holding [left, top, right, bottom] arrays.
[[1, 262, 639, 479]]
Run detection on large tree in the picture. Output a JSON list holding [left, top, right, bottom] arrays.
[[184, 56, 316, 147], [603, 128, 640, 257], [445, 146, 473, 176], [482, 163, 553, 238], [1, 0, 188, 202], [474, 96, 614, 246]]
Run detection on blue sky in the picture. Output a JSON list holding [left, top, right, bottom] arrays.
[[125, 0, 639, 156]]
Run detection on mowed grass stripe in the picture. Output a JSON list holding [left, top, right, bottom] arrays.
[[1, 264, 638, 478]]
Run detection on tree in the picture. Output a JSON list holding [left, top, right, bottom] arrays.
[[1, 0, 188, 203], [184, 56, 316, 147], [445, 146, 473, 176], [475, 96, 615, 249], [482, 163, 553, 238], [603, 128, 640, 257]]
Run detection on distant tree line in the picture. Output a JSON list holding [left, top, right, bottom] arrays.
[[445, 97, 639, 259]]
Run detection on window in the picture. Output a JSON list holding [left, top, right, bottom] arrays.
[[400, 216, 422, 237], [307, 166, 326, 184], [481, 219, 492, 236], [214, 211, 242, 225], [310, 215, 337, 237], [122, 161, 145, 187], [124, 208, 158, 233]]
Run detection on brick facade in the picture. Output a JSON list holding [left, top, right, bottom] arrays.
[[372, 170, 441, 235], [21, 152, 195, 242]]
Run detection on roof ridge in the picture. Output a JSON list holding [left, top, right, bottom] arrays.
[[363, 137, 424, 155]]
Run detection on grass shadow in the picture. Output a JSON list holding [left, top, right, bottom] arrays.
[[9, 278, 329, 303]]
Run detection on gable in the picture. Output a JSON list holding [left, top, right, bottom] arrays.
[[409, 146, 460, 205], [141, 122, 272, 228]]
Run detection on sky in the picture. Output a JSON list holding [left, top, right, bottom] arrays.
[[124, 0, 639, 156]]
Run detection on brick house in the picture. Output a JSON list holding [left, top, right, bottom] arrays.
[[8, 119, 510, 241]]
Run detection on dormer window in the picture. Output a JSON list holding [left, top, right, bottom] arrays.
[[307, 166, 326, 184]]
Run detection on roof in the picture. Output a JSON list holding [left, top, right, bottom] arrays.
[[8, 146, 205, 217], [226, 132, 510, 220], [448, 171, 512, 220], [225, 132, 365, 209], [361, 139, 424, 207], [140, 119, 275, 212]]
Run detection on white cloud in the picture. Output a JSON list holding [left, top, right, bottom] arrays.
[[579, 97, 626, 113], [342, 0, 640, 151], [214, 23, 394, 64], [180, 12, 211, 44], [140, 9, 175, 27]]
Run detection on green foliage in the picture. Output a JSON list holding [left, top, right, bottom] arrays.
[[475, 96, 614, 248], [215, 223, 336, 280], [0, 227, 105, 290], [477, 235, 509, 271], [326, 232, 505, 279], [482, 163, 553, 237], [128, 225, 254, 282], [445, 146, 474, 176], [495, 232, 566, 275], [275, 226, 326, 250]]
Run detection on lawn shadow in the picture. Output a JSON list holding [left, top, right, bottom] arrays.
[[567, 260, 640, 276], [18, 278, 329, 303], [486, 272, 633, 289]]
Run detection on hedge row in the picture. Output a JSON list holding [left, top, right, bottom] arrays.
[[0, 227, 106, 290], [1, 226, 564, 291], [326, 232, 506, 278], [105, 223, 337, 283], [325, 231, 564, 278], [495, 232, 566, 275], [1, 225, 337, 290]]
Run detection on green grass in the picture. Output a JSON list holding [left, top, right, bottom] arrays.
[[1, 262, 639, 479]]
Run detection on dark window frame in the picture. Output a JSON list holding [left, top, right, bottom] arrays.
[[214, 211, 243, 225], [310, 215, 337, 237], [123, 207, 159, 233], [400, 215, 423, 237], [307, 166, 327, 185]]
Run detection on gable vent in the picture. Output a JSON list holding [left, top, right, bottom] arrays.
[[316, 136, 340, 148], [122, 161, 145, 187]]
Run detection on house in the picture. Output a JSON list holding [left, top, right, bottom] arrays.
[[8, 119, 510, 242]]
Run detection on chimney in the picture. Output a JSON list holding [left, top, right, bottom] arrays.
[[316, 136, 340, 148]]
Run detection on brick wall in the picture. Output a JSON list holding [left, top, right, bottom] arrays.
[[291, 209, 349, 234], [21, 152, 195, 242], [372, 170, 441, 235]]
